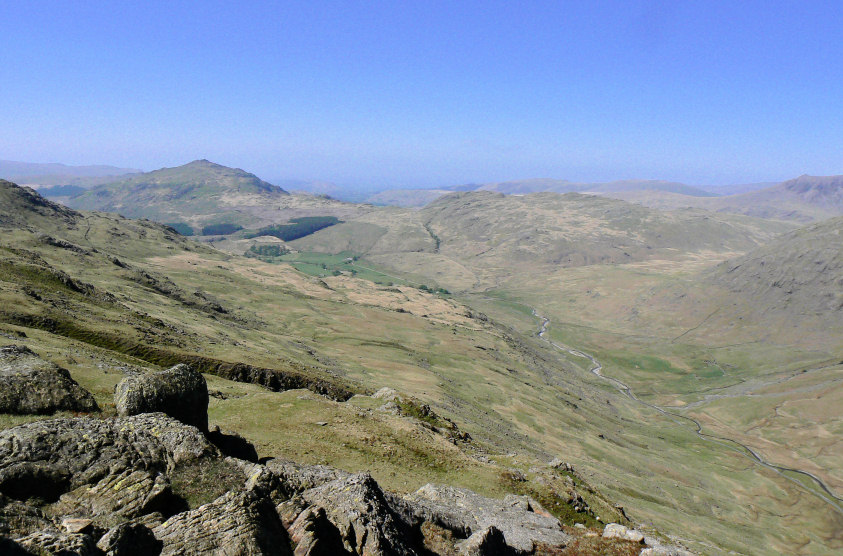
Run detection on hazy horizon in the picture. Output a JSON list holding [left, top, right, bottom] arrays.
[[4, 1, 842, 189]]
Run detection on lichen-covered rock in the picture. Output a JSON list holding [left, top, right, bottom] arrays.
[[153, 489, 291, 555], [114, 364, 209, 432], [96, 522, 162, 556], [0, 345, 99, 415], [53, 469, 179, 522], [0, 413, 217, 503], [264, 459, 352, 499], [15, 531, 99, 555], [404, 484, 571, 554]]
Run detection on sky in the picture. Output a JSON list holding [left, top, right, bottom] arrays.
[[2, 1, 842, 189]]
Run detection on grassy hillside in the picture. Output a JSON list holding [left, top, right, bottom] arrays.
[[280, 189, 843, 553], [291, 191, 794, 291], [4, 180, 842, 553]]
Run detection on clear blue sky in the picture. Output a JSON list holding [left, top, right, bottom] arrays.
[[2, 1, 842, 188]]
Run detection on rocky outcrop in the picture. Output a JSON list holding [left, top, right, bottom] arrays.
[[0, 413, 216, 503], [0, 406, 683, 555], [292, 472, 419, 555], [0, 345, 99, 414], [15, 531, 99, 555], [404, 484, 571, 554], [153, 489, 290, 555], [114, 364, 209, 432]]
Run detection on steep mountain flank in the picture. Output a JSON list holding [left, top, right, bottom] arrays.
[[0, 369, 671, 555], [705, 216, 843, 317]]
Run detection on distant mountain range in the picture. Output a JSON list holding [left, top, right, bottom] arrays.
[[367, 175, 843, 221], [603, 174, 843, 222], [0, 159, 141, 187], [366, 178, 716, 207]]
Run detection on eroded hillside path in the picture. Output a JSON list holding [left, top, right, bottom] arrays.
[[531, 309, 843, 515]]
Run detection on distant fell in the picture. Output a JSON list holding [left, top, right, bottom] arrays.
[[777, 174, 843, 211], [0, 159, 141, 178], [67, 159, 289, 221], [603, 174, 843, 222], [366, 178, 716, 207], [61, 160, 369, 233], [479, 178, 717, 197]]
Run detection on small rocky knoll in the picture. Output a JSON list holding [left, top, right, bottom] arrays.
[[0, 358, 691, 555], [0, 345, 99, 415]]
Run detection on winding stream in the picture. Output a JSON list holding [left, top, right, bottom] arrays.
[[532, 309, 843, 515]]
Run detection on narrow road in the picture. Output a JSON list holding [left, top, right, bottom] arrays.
[[532, 309, 843, 515]]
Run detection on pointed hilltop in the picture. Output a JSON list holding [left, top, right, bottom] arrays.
[[62, 160, 298, 230], [69, 159, 288, 214]]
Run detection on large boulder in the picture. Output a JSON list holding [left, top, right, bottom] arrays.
[[0, 345, 99, 414], [114, 364, 209, 432]]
